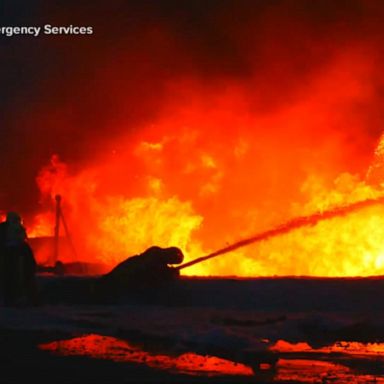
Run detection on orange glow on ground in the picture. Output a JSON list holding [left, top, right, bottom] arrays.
[[275, 359, 358, 383], [39, 334, 254, 377], [270, 341, 384, 383], [39, 335, 384, 382], [271, 340, 384, 356]]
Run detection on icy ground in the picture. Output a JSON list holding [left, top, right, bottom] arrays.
[[2, 276, 384, 383]]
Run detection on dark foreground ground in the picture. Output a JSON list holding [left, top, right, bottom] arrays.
[[2, 275, 384, 383]]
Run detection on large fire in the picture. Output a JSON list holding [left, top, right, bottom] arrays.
[[25, 48, 384, 278]]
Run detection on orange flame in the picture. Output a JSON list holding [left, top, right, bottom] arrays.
[[26, 50, 384, 277]]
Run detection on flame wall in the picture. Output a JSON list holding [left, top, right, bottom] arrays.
[[3, 1, 384, 276]]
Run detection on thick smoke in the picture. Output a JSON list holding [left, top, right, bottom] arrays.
[[2, 1, 384, 275], [1, 0, 384, 212]]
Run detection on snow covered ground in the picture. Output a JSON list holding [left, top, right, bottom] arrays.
[[1, 275, 384, 383]]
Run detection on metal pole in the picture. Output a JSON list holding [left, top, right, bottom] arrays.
[[53, 194, 62, 265], [58, 200, 84, 273], [60, 209, 79, 262]]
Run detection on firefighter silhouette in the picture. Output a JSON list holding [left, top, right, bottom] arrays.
[[0, 212, 37, 306], [94, 246, 184, 299]]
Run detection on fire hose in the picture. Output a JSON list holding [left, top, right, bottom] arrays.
[[176, 195, 384, 271]]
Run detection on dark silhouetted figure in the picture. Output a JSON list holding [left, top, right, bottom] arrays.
[[0, 212, 37, 306], [94, 246, 184, 300]]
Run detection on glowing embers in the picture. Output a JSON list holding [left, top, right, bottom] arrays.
[[39, 334, 254, 377], [271, 340, 384, 383]]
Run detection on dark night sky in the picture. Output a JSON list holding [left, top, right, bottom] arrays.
[[1, 0, 384, 214]]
